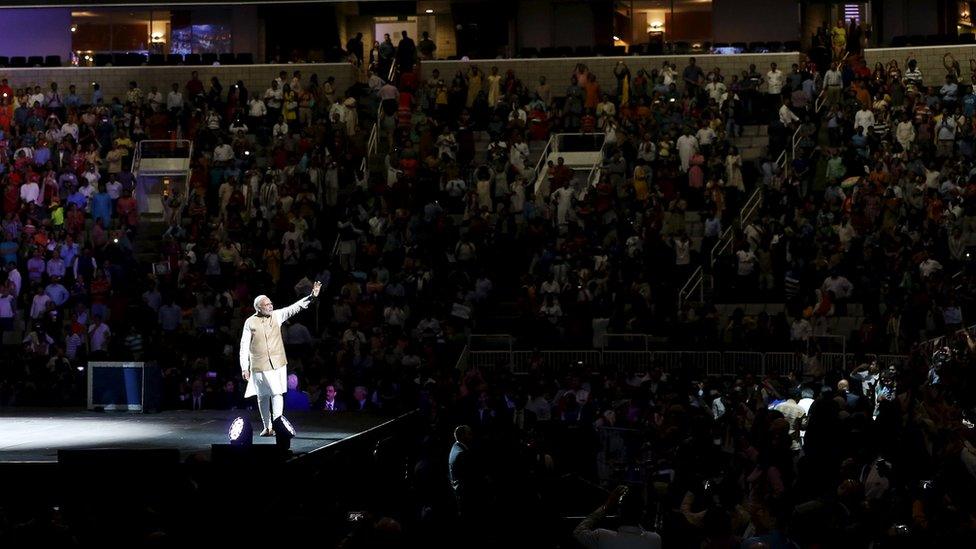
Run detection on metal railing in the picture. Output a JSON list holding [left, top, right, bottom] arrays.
[[531, 133, 558, 195], [464, 347, 909, 378], [361, 58, 400, 180], [918, 324, 976, 356], [131, 139, 193, 172], [774, 124, 803, 177], [131, 139, 194, 214], [584, 131, 612, 193], [530, 132, 607, 195], [678, 184, 763, 310], [677, 265, 704, 306]]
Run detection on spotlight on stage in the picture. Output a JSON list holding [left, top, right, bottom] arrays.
[[272, 416, 296, 451], [228, 416, 253, 446]]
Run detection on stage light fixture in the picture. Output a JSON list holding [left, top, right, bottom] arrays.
[[272, 416, 296, 451], [228, 416, 252, 446]]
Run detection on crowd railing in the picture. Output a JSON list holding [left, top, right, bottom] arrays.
[[464, 345, 908, 378]]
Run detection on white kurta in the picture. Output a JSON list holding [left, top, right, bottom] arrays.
[[553, 186, 573, 226], [241, 295, 312, 398], [676, 135, 698, 173]]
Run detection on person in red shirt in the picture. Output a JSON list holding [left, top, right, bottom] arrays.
[[116, 190, 138, 228], [0, 79, 13, 102], [185, 71, 205, 102], [551, 157, 573, 189], [3, 180, 20, 215]]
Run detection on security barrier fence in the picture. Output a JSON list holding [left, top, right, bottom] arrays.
[[463, 347, 909, 378]]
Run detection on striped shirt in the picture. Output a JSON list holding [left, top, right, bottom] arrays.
[[65, 333, 83, 359]]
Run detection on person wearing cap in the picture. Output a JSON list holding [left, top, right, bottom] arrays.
[[240, 280, 321, 436]]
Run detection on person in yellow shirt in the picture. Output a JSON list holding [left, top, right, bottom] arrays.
[[831, 19, 847, 62]]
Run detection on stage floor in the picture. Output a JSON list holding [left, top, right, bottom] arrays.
[[0, 408, 389, 463]]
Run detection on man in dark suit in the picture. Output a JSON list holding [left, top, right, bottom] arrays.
[[321, 383, 346, 412], [448, 425, 477, 518], [473, 390, 497, 432], [185, 380, 209, 411], [345, 32, 364, 66], [396, 30, 417, 72], [837, 379, 860, 410], [510, 394, 537, 435]]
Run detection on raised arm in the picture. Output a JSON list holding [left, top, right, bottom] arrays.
[[276, 295, 312, 324], [274, 281, 322, 324]]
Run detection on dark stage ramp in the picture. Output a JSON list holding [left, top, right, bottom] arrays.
[[0, 408, 390, 462]]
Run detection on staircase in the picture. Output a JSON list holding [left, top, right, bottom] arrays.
[[731, 125, 769, 162], [469, 136, 553, 335], [130, 139, 192, 264], [678, 125, 770, 308]]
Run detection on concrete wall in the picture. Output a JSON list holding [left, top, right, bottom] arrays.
[[0, 8, 72, 60], [711, 0, 801, 44], [0, 62, 359, 104], [864, 44, 976, 84], [4, 44, 967, 105], [421, 52, 801, 92]]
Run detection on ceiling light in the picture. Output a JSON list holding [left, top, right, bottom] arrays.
[[70, 25, 77, 32], [425, 8, 434, 14]]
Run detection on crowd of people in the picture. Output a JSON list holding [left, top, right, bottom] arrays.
[[1, 27, 976, 547]]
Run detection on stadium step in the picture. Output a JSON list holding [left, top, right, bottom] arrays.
[[740, 125, 767, 137], [133, 220, 167, 264], [741, 146, 765, 161]]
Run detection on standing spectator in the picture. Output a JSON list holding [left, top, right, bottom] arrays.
[[418, 31, 436, 61], [88, 314, 111, 358], [346, 32, 365, 66], [766, 62, 785, 116]]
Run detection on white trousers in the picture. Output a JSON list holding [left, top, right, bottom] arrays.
[[257, 394, 284, 430]]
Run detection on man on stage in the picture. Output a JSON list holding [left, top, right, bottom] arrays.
[[240, 281, 321, 435]]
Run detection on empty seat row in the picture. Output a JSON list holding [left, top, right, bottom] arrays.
[[0, 53, 255, 68], [95, 52, 254, 67], [516, 40, 800, 59], [148, 53, 254, 66], [0, 55, 61, 67], [890, 33, 973, 46]]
